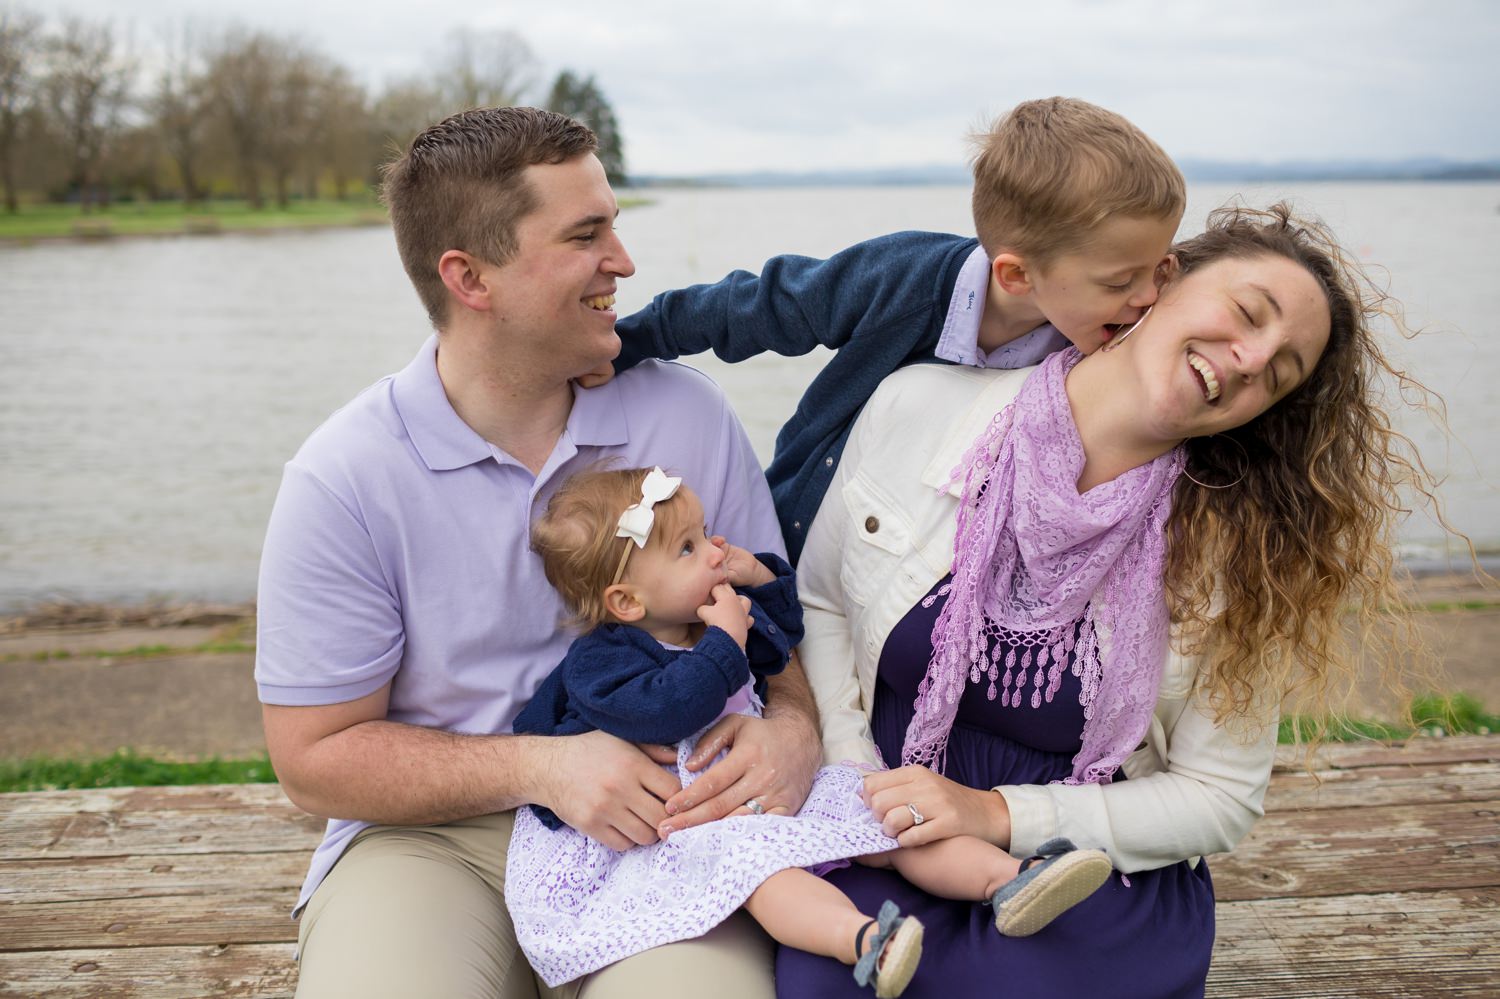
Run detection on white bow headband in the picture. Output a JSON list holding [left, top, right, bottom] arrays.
[[611, 467, 682, 583]]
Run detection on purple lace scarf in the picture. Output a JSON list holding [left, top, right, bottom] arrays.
[[902, 348, 1186, 785]]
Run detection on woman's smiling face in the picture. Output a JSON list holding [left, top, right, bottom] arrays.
[[1127, 253, 1332, 442]]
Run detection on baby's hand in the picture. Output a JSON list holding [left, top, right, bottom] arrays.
[[712, 537, 775, 588], [697, 583, 753, 650]]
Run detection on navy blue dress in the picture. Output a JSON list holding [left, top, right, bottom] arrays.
[[775, 579, 1216, 998]]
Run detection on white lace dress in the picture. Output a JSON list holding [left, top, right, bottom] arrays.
[[505, 685, 899, 986]]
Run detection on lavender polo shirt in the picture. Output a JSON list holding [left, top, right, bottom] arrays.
[[255, 336, 784, 913], [935, 244, 1068, 369]]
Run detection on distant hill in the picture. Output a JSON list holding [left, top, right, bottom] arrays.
[[630, 158, 1500, 188]]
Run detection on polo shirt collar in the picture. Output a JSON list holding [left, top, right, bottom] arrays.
[[392, 336, 629, 472]]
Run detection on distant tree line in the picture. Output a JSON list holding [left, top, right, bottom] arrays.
[[0, 9, 627, 214]]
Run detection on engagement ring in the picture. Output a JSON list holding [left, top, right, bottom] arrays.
[[747, 798, 766, 815], [906, 803, 926, 826]]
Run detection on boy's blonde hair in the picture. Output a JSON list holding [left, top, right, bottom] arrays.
[[531, 466, 693, 631], [970, 97, 1185, 267]]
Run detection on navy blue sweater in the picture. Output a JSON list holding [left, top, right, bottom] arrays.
[[614, 231, 977, 563], [513, 553, 803, 830]]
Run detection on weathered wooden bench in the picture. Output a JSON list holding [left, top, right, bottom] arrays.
[[2, 735, 1497, 997]]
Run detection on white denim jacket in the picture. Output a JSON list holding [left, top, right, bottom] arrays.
[[798, 363, 1277, 873]]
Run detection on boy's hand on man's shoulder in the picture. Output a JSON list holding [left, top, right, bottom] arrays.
[[573, 360, 616, 390]]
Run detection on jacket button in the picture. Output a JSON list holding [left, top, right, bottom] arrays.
[[864, 516, 879, 533], [767, 624, 777, 634], [825, 456, 834, 467]]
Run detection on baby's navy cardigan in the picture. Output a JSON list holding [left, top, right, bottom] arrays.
[[513, 553, 803, 831]]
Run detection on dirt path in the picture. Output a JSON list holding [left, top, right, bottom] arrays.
[[2, 576, 1497, 760]]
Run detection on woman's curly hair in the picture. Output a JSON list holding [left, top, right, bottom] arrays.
[[1162, 202, 1456, 740]]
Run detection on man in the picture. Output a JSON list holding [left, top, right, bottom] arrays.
[[256, 107, 821, 998]]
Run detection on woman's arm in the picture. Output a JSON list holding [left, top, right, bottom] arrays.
[[999, 676, 1278, 872]]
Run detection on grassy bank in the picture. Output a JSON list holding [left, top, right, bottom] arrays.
[[0, 195, 652, 242], [3, 694, 1494, 793], [0, 199, 389, 241]]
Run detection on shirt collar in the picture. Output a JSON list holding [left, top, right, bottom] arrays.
[[392, 336, 629, 472], [935, 244, 1069, 370]]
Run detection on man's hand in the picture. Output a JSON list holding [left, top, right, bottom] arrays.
[[861, 764, 1012, 850], [534, 730, 683, 851], [656, 708, 821, 838], [573, 360, 616, 389], [711, 536, 775, 588], [696, 583, 753, 649]]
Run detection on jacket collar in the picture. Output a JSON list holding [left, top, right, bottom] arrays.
[[919, 367, 1035, 497]]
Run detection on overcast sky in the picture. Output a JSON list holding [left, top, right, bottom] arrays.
[[30, 0, 1500, 176]]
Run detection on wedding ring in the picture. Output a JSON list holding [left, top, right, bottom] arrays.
[[746, 798, 766, 815], [906, 803, 926, 826]]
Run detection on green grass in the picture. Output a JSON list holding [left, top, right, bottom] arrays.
[[6, 639, 256, 663], [0, 195, 652, 241], [1279, 692, 1499, 743], [0, 198, 388, 240], [0, 750, 276, 792]]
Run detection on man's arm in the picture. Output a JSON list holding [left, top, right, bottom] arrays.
[[263, 683, 682, 851]]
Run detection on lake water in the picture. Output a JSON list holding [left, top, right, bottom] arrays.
[[1, 182, 1497, 610]]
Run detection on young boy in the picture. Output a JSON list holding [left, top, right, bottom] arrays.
[[609, 97, 1185, 562]]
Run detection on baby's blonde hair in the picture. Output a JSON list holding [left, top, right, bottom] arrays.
[[531, 466, 693, 631]]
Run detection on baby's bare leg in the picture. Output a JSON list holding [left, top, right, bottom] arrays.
[[885, 835, 1022, 900], [742, 868, 869, 965]]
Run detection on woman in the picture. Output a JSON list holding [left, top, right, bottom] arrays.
[[780, 204, 1430, 997]]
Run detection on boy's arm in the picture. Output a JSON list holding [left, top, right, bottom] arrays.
[[613, 236, 914, 371], [566, 629, 751, 745]]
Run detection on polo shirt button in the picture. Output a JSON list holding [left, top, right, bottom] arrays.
[[825, 457, 834, 467], [864, 516, 879, 533], [793, 521, 801, 531]]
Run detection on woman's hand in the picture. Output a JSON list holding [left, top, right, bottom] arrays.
[[862, 764, 1012, 850]]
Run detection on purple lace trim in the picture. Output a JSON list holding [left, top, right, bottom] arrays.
[[902, 349, 1185, 785]]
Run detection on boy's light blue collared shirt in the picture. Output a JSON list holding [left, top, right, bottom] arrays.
[[934, 245, 1068, 370]]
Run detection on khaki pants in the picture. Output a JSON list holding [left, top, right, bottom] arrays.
[[295, 810, 775, 999]]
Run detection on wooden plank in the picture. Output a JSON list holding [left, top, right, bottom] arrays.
[[1262, 759, 1500, 811], [1, 851, 309, 904], [0, 943, 296, 999], [1211, 799, 1500, 902], [0, 785, 296, 816], [0, 891, 296, 951], [0, 804, 323, 862], [1209, 889, 1500, 997], [1276, 734, 1500, 773]]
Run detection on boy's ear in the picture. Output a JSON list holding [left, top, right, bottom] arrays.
[[991, 253, 1034, 296], [1154, 253, 1181, 289], [603, 584, 645, 623], [437, 249, 494, 313]]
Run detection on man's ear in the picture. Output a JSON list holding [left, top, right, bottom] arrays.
[[603, 584, 645, 623], [991, 253, 1034, 296], [437, 249, 493, 313], [1155, 253, 1180, 289]]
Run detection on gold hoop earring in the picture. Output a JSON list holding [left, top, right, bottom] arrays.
[[1182, 434, 1250, 490], [1100, 305, 1152, 352]]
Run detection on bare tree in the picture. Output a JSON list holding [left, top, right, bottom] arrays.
[[370, 76, 447, 159], [204, 28, 276, 208], [436, 27, 537, 111], [0, 6, 43, 212], [312, 64, 370, 200], [151, 22, 211, 205], [43, 16, 134, 211]]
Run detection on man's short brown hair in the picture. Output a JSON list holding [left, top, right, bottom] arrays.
[[970, 97, 1185, 268], [381, 106, 599, 328]]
